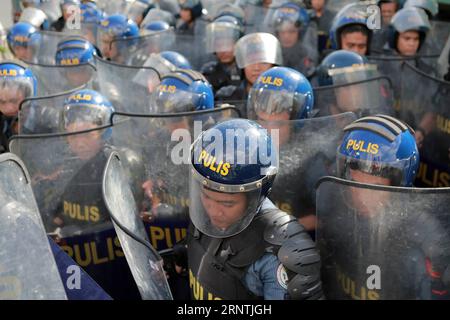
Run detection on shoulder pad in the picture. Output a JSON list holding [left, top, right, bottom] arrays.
[[200, 61, 219, 74], [215, 85, 238, 100], [277, 220, 322, 300], [262, 209, 307, 246]]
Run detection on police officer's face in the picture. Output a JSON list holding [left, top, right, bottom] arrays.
[[12, 45, 33, 62], [256, 110, 290, 147], [65, 68, 92, 87], [333, 84, 365, 114], [278, 25, 299, 49], [397, 31, 420, 56], [216, 50, 235, 64], [200, 187, 248, 230], [381, 2, 398, 25], [66, 122, 103, 160], [311, 0, 325, 11], [100, 34, 117, 60], [349, 169, 391, 217], [0, 87, 25, 117], [341, 32, 368, 56], [180, 9, 193, 23], [244, 63, 273, 85]]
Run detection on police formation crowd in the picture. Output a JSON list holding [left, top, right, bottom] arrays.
[[0, 0, 449, 300]]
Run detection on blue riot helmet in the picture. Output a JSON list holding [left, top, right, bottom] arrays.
[[97, 14, 139, 62], [337, 115, 419, 187], [7, 22, 41, 62], [247, 66, 314, 120], [128, 0, 157, 26], [55, 36, 96, 65], [317, 50, 389, 116], [62, 89, 113, 136], [189, 118, 278, 238], [55, 36, 96, 86], [0, 61, 36, 118], [388, 7, 431, 54], [403, 0, 438, 18], [160, 51, 191, 69], [80, 2, 103, 23], [269, 2, 310, 32], [141, 20, 171, 34], [133, 51, 191, 90], [178, 0, 203, 21], [329, 1, 373, 55], [149, 69, 214, 113], [205, 15, 244, 55], [317, 50, 374, 87]]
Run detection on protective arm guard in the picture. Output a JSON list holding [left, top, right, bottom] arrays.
[[263, 211, 323, 300]]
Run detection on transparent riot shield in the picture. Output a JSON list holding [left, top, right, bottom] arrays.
[[367, 55, 440, 97], [24, 30, 68, 64], [95, 56, 161, 113], [238, 2, 268, 35], [0, 153, 66, 300], [316, 176, 450, 300], [97, 0, 134, 15], [313, 76, 395, 118], [9, 126, 142, 300], [423, 20, 450, 56], [438, 36, 450, 78], [18, 86, 85, 134], [397, 61, 450, 188], [108, 31, 211, 70], [110, 106, 240, 252], [103, 152, 173, 300], [141, 8, 177, 29], [108, 29, 177, 66], [324, 0, 357, 17], [27, 62, 96, 96], [257, 113, 356, 230]]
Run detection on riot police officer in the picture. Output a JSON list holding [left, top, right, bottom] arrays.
[[0, 61, 36, 153], [266, 2, 318, 77], [385, 7, 431, 58], [315, 50, 394, 118], [55, 36, 97, 88], [247, 66, 321, 232], [182, 118, 323, 300], [97, 14, 139, 63], [318, 114, 450, 299], [200, 15, 244, 92], [7, 21, 41, 63], [53, 89, 114, 229], [329, 1, 373, 56], [307, 0, 335, 54], [176, 0, 204, 36], [215, 32, 283, 118]]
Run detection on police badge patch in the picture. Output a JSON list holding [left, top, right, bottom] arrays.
[[277, 264, 288, 289]]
